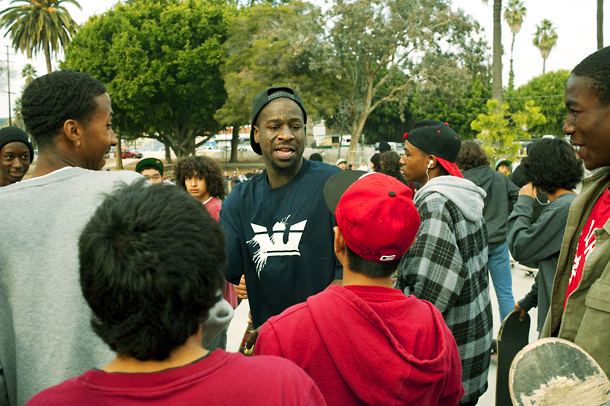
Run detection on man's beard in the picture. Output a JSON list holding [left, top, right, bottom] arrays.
[[269, 155, 302, 177]]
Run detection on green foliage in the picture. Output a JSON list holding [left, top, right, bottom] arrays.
[[216, 2, 337, 127], [471, 99, 546, 160], [508, 69, 569, 136], [63, 0, 235, 157], [311, 0, 489, 162], [410, 74, 492, 140], [0, 0, 82, 73]]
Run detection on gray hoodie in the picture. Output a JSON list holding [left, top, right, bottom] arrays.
[[415, 175, 487, 223]]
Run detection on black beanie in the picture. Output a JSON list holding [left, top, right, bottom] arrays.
[[0, 127, 34, 163]]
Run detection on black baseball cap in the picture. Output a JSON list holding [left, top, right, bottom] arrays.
[[403, 120, 463, 178], [250, 86, 307, 155]]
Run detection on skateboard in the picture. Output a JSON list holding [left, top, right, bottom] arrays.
[[510, 338, 610, 406], [496, 310, 531, 406]]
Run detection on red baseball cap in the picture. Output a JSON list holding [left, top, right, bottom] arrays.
[[324, 171, 420, 262]]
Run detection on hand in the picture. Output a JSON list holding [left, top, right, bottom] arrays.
[[245, 326, 262, 354], [233, 275, 247, 299], [519, 182, 536, 198], [514, 303, 528, 322]]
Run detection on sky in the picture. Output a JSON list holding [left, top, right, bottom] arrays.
[[0, 0, 607, 118]]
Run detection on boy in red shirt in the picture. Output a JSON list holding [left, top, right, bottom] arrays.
[[255, 171, 464, 405], [26, 181, 326, 406]]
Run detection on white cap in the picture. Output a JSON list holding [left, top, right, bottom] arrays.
[[336, 158, 347, 165]]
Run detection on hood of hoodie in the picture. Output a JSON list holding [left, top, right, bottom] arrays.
[[415, 175, 486, 223], [307, 285, 462, 405], [462, 165, 495, 194]]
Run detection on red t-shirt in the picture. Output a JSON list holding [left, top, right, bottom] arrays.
[[25, 350, 326, 406], [565, 188, 610, 309]]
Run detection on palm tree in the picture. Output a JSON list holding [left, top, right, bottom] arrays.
[[533, 19, 558, 75], [21, 63, 36, 86], [504, 0, 526, 90], [482, 0, 503, 105], [0, 0, 82, 74]]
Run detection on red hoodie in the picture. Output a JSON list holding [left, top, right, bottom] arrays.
[[255, 285, 464, 406]]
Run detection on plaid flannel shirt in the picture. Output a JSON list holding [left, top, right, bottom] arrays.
[[397, 187, 493, 404]]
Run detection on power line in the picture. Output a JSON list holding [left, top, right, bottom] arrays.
[[408, 94, 564, 102]]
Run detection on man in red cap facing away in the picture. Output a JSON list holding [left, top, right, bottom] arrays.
[[255, 171, 464, 406], [397, 120, 493, 406]]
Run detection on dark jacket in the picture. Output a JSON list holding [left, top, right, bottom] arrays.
[[462, 165, 519, 249]]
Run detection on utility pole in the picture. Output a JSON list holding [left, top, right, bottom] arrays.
[[6, 46, 11, 126]]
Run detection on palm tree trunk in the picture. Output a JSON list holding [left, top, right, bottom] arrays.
[[42, 35, 52, 73], [598, 0, 604, 49], [509, 33, 516, 90], [542, 58, 546, 75], [492, 0, 503, 105]]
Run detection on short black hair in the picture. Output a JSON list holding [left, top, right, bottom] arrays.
[[380, 151, 401, 172], [22, 70, 107, 151], [346, 245, 402, 278], [173, 155, 226, 200], [456, 140, 490, 172], [522, 138, 583, 194], [78, 180, 226, 361], [137, 165, 162, 176], [572, 46, 610, 105], [370, 153, 381, 172]]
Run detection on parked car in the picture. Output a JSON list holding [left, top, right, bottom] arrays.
[[114, 149, 143, 159]]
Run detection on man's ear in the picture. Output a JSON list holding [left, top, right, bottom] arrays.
[[253, 125, 259, 144], [62, 119, 82, 147], [334, 226, 347, 257]]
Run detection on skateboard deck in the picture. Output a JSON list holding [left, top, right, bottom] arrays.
[[496, 310, 530, 406], [510, 338, 610, 406]]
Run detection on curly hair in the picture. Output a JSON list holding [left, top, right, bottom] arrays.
[[22, 70, 107, 151], [522, 138, 583, 194], [455, 140, 490, 172], [380, 151, 401, 172], [173, 155, 226, 200], [79, 180, 225, 361], [572, 46, 610, 105]]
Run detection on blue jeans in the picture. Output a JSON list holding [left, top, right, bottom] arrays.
[[488, 243, 515, 322]]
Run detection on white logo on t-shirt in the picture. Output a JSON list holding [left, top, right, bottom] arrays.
[[248, 215, 307, 276]]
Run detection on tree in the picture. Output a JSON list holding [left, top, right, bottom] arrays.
[[21, 63, 36, 85], [509, 69, 570, 136], [411, 74, 492, 140], [471, 99, 546, 160], [481, 0, 503, 104], [533, 19, 558, 75], [0, 0, 82, 73], [504, 0, 526, 90], [216, 2, 337, 162], [598, 0, 604, 49], [63, 0, 235, 158], [313, 0, 488, 163]]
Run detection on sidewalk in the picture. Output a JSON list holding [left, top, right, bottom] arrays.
[[225, 261, 540, 406]]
